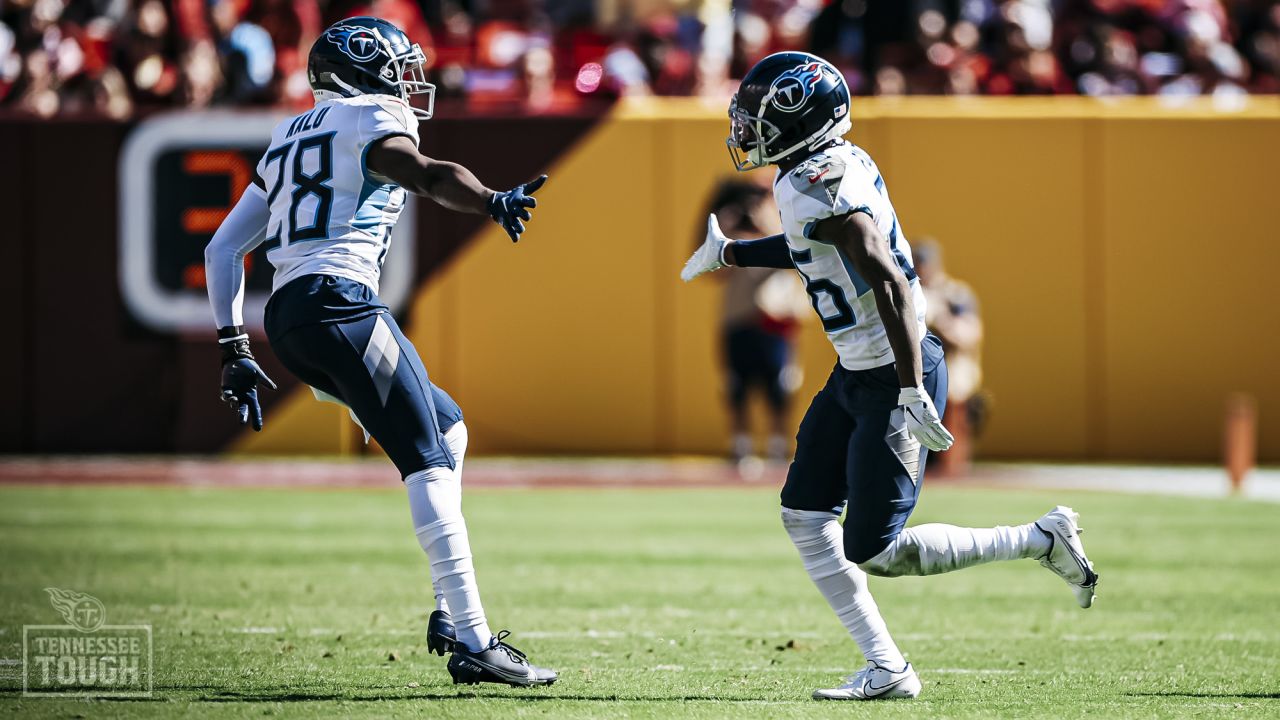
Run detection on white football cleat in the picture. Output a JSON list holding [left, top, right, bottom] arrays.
[[812, 662, 922, 701], [1035, 505, 1100, 608]]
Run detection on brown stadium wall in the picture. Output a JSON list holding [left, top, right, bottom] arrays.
[[0, 111, 604, 456], [3, 97, 1279, 462]]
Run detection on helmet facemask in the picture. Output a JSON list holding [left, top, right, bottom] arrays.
[[727, 95, 784, 171], [389, 42, 436, 119]]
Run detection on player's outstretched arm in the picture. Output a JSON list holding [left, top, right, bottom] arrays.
[[813, 211, 953, 452], [204, 185, 277, 431], [367, 135, 546, 242], [681, 214, 793, 282]]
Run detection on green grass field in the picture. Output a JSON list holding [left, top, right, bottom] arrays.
[[1, 482, 1277, 718]]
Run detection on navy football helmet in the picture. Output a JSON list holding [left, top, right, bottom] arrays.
[[308, 17, 436, 118], [727, 52, 852, 171]]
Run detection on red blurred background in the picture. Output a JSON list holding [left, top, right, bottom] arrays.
[[3, 0, 1279, 119]]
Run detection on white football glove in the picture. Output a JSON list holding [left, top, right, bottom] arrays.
[[898, 386, 954, 452], [680, 214, 730, 282]]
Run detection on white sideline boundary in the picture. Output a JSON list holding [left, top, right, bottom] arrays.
[[968, 462, 1280, 503], [0, 456, 1277, 502]]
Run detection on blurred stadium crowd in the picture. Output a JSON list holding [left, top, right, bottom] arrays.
[[2, 0, 1278, 117]]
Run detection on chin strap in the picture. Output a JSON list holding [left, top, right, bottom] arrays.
[[763, 116, 852, 167]]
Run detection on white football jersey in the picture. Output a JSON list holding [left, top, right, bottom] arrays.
[[255, 95, 419, 293], [774, 142, 927, 371]]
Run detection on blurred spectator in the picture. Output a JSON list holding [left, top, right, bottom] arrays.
[[915, 239, 986, 477], [703, 179, 808, 467], [2, 0, 1277, 117], [212, 1, 276, 103]]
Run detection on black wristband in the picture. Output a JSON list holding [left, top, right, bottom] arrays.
[[217, 326, 253, 364], [217, 325, 247, 341]]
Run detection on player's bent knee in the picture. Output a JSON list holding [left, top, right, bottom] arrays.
[[845, 527, 906, 573], [858, 558, 897, 577], [842, 532, 890, 568], [857, 541, 921, 578]]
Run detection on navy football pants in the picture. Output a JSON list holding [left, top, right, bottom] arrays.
[[781, 335, 948, 564], [269, 310, 460, 478]]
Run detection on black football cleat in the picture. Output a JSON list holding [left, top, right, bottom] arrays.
[[427, 609, 456, 656], [447, 631, 557, 687]]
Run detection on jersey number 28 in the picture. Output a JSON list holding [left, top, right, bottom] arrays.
[[263, 132, 335, 247]]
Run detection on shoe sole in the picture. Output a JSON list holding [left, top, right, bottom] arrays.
[[448, 663, 556, 688], [812, 675, 922, 700], [1038, 506, 1100, 608], [813, 690, 919, 700]]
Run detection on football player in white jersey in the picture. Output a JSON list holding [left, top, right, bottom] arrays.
[[204, 17, 554, 687], [681, 52, 1100, 701]]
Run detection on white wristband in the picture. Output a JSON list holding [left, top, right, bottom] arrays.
[[897, 386, 928, 406]]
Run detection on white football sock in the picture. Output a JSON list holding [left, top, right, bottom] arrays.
[[431, 422, 469, 615], [862, 522, 1051, 577], [405, 462, 493, 652], [782, 508, 906, 670]]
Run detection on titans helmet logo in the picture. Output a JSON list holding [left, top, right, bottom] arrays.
[[769, 62, 825, 113], [325, 24, 383, 62]]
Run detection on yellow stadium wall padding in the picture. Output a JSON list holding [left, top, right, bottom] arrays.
[[240, 96, 1280, 463]]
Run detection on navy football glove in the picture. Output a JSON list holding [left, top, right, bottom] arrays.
[[218, 329, 277, 432], [487, 175, 547, 243]]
